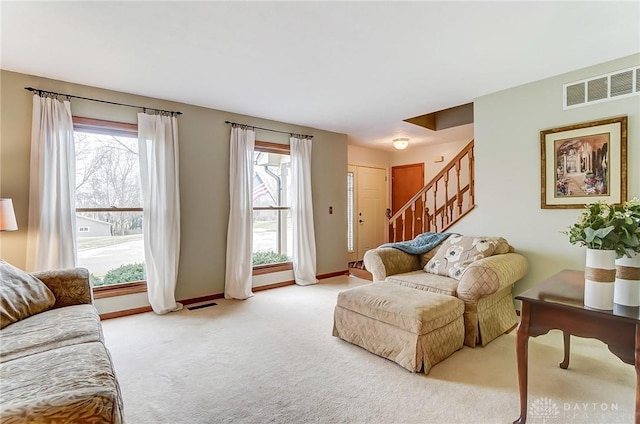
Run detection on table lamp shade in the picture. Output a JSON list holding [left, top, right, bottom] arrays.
[[0, 199, 18, 231]]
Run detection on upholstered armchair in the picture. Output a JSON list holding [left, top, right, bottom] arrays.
[[363, 236, 528, 347]]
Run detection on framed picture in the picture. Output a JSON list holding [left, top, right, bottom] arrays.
[[540, 116, 627, 209]]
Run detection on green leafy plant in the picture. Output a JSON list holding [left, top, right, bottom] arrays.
[[565, 198, 640, 258], [91, 263, 146, 287], [104, 262, 146, 284], [89, 273, 104, 286], [252, 250, 290, 266]]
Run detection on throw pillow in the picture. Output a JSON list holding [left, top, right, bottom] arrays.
[[424, 235, 500, 280], [419, 245, 445, 269], [0, 259, 56, 329]]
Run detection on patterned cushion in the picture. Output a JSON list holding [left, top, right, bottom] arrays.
[[0, 304, 103, 363], [0, 342, 124, 423], [419, 245, 445, 269], [0, 260, 56, 329], [425, 235, 501, 280], [387, 271, 459, 296]]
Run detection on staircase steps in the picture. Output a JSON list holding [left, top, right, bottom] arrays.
[[348, 261, 373, 281], [388, 139, 475, 242]]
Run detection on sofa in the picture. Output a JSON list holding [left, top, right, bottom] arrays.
[[0, 260, 124, 423], [363, 234, 529, 347]]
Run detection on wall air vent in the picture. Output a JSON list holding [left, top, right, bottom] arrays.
[[563, 65, 639, 110]]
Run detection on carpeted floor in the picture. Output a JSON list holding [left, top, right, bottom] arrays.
[[101, 276, 635, 424]]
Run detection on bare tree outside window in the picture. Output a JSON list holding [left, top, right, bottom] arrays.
[[73, 118, 145, 287]]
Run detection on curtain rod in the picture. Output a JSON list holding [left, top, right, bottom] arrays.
[[24, 87, 182, 116], [224, 120, 313, 139]]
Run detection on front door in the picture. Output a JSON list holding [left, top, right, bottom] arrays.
[[354, 166, 387, 261]]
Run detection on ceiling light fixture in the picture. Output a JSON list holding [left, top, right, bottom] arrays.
[[392, 138, 409, 150]]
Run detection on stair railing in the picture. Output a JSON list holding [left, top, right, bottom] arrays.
[[387, 139, 475, 242]]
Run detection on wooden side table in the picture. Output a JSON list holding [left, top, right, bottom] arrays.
[[513, 269, 640, 424]]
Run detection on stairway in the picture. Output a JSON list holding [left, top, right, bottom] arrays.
[[388, 139, 475, 242], [348, 261, 373, 281]]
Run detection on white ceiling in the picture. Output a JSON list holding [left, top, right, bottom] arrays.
[[2, 1, 639, 151]]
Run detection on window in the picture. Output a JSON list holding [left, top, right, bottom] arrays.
[[253, 141, 292, 270], [347, 171, 355, 253], [73, 117, 146, 292]]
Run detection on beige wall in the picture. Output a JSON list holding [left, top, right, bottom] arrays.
[[347, 144, 390, 169], [451, 54, 640, 297], [0, 70, 348, 306]]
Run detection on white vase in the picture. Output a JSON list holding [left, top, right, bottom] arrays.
[[584, 248, 615, 310], [614, 252, 640, 307]]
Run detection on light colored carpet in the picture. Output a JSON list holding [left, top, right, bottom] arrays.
[[101, 276, 635, 424]]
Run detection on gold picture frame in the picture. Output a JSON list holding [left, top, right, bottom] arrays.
[[540, 116, 627, 209]]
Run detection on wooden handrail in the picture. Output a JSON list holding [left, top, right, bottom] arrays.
[[388, 139, 475, 242], [389, 139, 474, 222]]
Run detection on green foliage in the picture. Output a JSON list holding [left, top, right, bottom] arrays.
[[90, 273, 105, 287], [91, 263, 146, 287], [252, 250, 290, 266], [565, 198, 640, 258]]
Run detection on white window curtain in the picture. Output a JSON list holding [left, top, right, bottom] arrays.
[[224, 125, 255, 300], [26, 95, 77, 271], [290, 136, 318, 286], [138, 113, 182, 314]]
